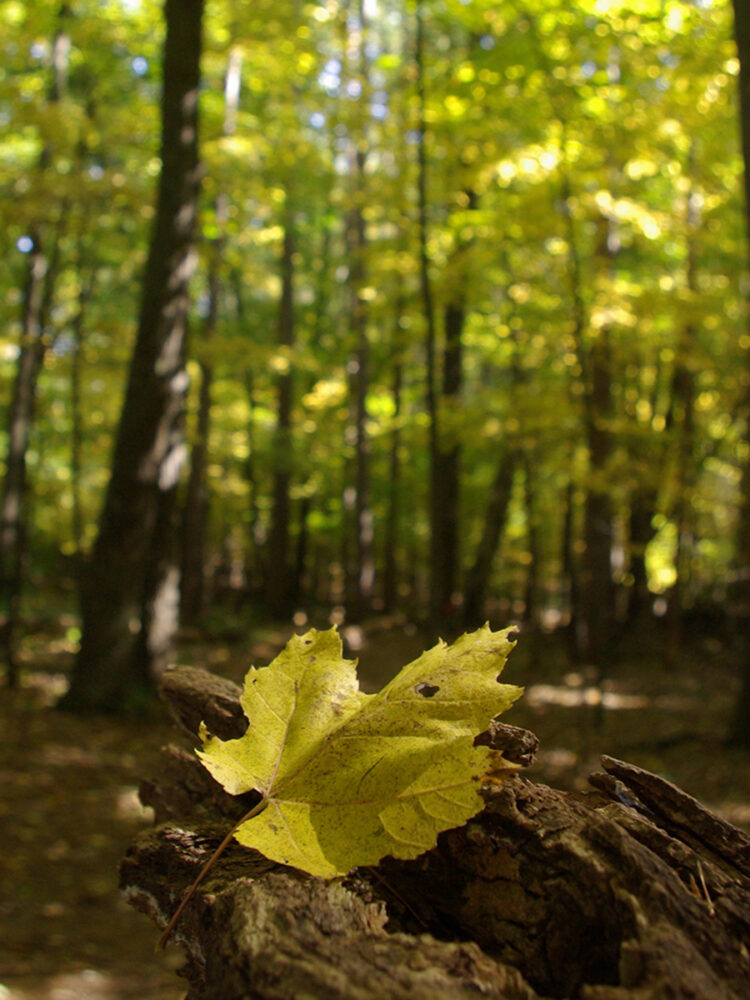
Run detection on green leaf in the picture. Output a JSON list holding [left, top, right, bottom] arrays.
[[198, 625, 522, 878]]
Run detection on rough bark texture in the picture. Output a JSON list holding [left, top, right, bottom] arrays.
[[122, 665, 750, 1000], [63, 0, 203, 710]]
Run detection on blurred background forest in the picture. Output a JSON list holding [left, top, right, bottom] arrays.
[[4, 0, 750, 995], [2, 0, 750, 726]]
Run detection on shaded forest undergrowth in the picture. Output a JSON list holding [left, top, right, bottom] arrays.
[[2, 615, 750, 1000]]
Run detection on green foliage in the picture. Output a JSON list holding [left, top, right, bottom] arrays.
[[0, 0, 746, 621], [198, 625, 521, 876]]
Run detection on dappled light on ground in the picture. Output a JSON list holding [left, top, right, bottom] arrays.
[[527, 682, 649, 710], [2, 621, 749, 999], [0, 674, 183, 1000], [2, 968, 181, 1000]]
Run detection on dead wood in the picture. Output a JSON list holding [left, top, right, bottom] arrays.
[[121, 665, 750, 1000]]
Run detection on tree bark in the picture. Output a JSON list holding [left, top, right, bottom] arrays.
[[289, 495, 310, 608], [266, 210, 296, 618], [566, 202, 615, 671], [181, 50, 240, 624], [180, 355, 212, 624], [122, 665, 750, 1000], [729, 0, 750, 743], [0, 7, 70, 685], [463, 451, 517, 627], [414, 2, 442, 628], [68, 263, 94, 576], [382, 356, 403, 613], [344, 0, 374, 620], [0, 236, 48, 686], [627, 489, 657, 624], [431, 297, 464, 623], [580, 326, 614, 669], [62, 0, 204, 711], [522, 458, 539, 624]]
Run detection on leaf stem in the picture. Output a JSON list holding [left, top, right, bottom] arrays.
[[157, 797, 267, 949]]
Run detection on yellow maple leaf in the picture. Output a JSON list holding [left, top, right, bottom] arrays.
[[198, 625, 522, 878]]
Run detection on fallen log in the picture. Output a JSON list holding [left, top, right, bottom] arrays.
[[121, 664, 750, 1000]]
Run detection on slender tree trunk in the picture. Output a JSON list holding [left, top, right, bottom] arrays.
[[664, 348, 696, 667], [245, 370, 264, 592], [344, 0, 374, 619], [383, 357, 403, 614], [523, 459, 539, 625], [431, 297, 464, 622], [561, 473, 581, 657], [181, 49, 239, 624], [627, 490, 657, 624], [664, 181, 700, 667], [580, 323, 614, 670], [267, 211, 296, 618], [564, 192, 615, 671], [290, 496, 311, 608], [180, 258, 217, 624], [231, 272, 264, 592], [63, 0, 204, 711], [69, 264, 93, 576], [180, 354, 213, 623], [414, 2, 443, 626], [0, 237, 48, 685], [463, 451, 517, 627], [0, 9, 70, 686], [712, 6, 750, 742]]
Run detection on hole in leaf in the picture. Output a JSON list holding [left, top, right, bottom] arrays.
[[415, 682, 440, 698]]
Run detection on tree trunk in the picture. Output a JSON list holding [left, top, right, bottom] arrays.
[[267, 211, 296, 618], [570, 208, 615, 672], [62, 0, 203, 712], [522, 458, 539, 625], [382, 358, 403, 614], [68, 263, 93, 576], [181, 50, 239, 624], [289, 496, 311, 608], [664, 350, 696, 668], [580, 327, 614, 670], [732, 0, 750, 745], [417, 20, 471, 627], [344, 0, 374, 620], [562, 472, 582, 656], [627, 489, 657, 624], [180, 356, 213, 624], [463, 451, 517, 627], [122, 664, 750, 1000], [0, 236, 48, 686], [664, 178, 700, 668], [232, 273, 265, 593], [559, 174, 616, 667], [431, 297, 464, 624], [0, 8, 70, 686]]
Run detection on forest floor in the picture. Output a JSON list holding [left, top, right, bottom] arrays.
[[2, 614, 750, 1000]]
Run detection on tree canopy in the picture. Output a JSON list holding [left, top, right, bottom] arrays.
[[1, 0, 749, 732]]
